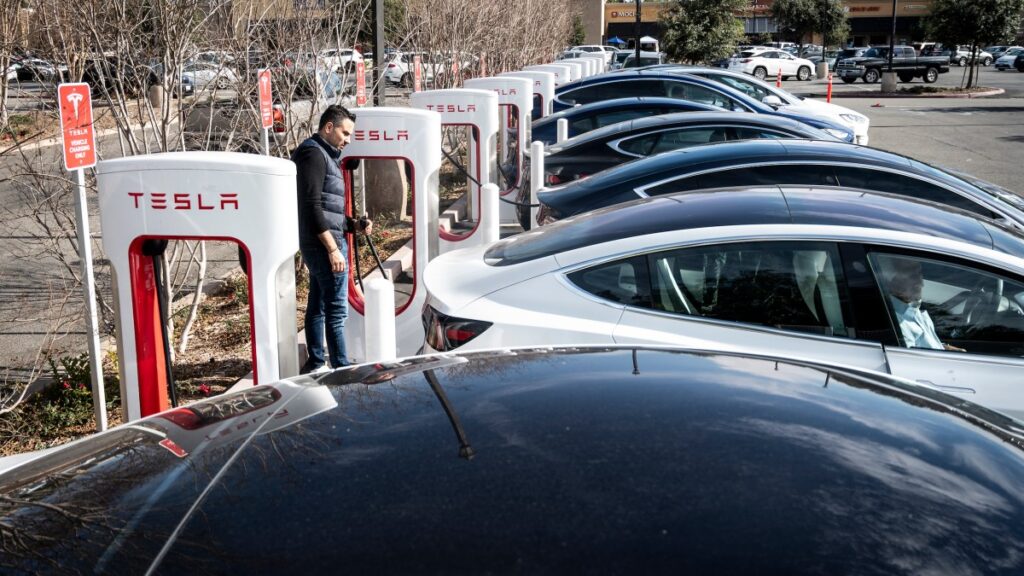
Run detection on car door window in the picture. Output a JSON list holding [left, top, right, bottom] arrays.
[[643, 241, 850, 337], [567, 256, 652, 308], [665, 82, 742, 110], [868, 252, 1024, 357], [593, 109, 652, 129], [644, 164, 838, 196], [707, 75, 771, 101], [561, 80, 666, 105], [832, 166, 999, 218], [617, 127, 730, 156]]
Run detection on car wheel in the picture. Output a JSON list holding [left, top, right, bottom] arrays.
[[863, 68, 880, 83], [797, 66, 811, 81], [982, 57, 992, 66], [753, 67, 767, 81], [841, 77, 856, 84], [958, 56, 968, 67], [924, 67, 939, 83], [400, 73, 411, 88], [216, 77, 229, 90]]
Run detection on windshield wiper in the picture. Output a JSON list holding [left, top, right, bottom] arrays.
[[424, 369, 476, 460]]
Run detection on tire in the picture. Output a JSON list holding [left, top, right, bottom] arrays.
[[923, 67, 939, 83], [215, 76, 229, 90], [981, 57, 992, 66], [753, 66, 767, 81], [957, 56, 968, 67], [841, 77, 856, 84], [400, 72, 411, 88], [863, 68, 880, 83], [898, 73, 914, 83], [797, 66, 811, 81]]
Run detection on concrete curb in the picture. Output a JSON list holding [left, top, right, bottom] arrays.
[[804, 87, 1005, 99]]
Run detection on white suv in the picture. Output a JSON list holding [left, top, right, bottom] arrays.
[[729, 48, 816, 81], [318, 48, 363, 73], [570, 45, 617, 66]]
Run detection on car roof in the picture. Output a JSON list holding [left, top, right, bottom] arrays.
[[533, 97, 720, 130], [558, 139, 955, 195], [4, 346, 1024, 572], [556, 70, 763, 107], [545, 111, 828, 153], [499, 185, 1024, 265]]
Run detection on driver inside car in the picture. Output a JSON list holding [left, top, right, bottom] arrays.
[[886, 259, 965, 352]]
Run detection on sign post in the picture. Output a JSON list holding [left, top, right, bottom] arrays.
[[480, 52, 487, 77], [57, 83, 106, 432], [356, 61, 367, 106], [413, 55, 422, 92], [258, 69, 273, 155]]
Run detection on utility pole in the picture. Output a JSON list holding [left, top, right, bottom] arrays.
[[887, 0, 897, 72], [634, 0, 642, 64], [374, 0, 385, 105]]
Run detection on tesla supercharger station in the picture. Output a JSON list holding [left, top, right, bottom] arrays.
[[523, 64, 572, 87], [410, 88, 499, 254], [499, 71, 556, 119], [464, 76, 532, 225], [340, 108, 441, 361], [581, 55, 606, 73], [559, 60, 585, 81], [97, 152, 299, 421]]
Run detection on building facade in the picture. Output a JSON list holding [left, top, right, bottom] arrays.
[[591, 0, 941, 48]]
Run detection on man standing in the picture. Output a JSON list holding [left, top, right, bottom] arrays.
[[294, 105, 372, 374]]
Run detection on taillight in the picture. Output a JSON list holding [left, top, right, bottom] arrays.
[[546, 173, 563, 185], [272, 105, 286, 133], [740, 58, 752, 63], [158, 407, 202, 430], [423, 305, 491, 351], [387, 63, 397, 68]]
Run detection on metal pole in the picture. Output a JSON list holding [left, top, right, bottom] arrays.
[[374, 0, 385, 106], [262, 128, 270, 156], [634, 0, 642, 64], [73, 168, 107, 432], [888, 0, 897, 72]]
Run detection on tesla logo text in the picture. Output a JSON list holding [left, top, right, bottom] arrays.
[[425, 104, 477, 113], [354, 130, 409, 141], [492, 88, 518, 96], [128, 192, 240, 211]]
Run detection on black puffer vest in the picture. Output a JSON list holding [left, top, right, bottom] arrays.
[[296, 135, 347, 248]]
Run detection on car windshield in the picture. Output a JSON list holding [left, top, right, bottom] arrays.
[[863, 47, 888, 58], [839, 49, 863, 58], [1006, 48, 1023, 56], [946, 170, 1024, 212]]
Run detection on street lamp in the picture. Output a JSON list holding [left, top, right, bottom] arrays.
[[634, 0, 642, 65], [887, 0, 897, 72]]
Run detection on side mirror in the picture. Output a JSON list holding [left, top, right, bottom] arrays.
[[762, 95, 784, 108]]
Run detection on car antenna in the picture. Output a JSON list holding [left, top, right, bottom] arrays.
[[423, 368, 476, 460]]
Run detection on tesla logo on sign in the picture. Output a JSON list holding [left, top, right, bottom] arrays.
[[58, 83, 97, 171], [492, 88, 517, 96], [257, 69, 273, 129], [426, 103, 477, 113], [127, 192, 240, 211], [356, 61, 367, 106], [354, 130, 409, 141]]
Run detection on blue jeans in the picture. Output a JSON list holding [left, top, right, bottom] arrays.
[[301, 240, 349, 368]]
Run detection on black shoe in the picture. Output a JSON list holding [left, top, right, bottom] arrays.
[[299, 360, 324, 375]]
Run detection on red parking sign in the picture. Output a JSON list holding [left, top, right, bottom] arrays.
[[258, 69, 273, 129], [413, 55, 422, 92], [58, 83, 97, 171], [356, 61, 367, 106]]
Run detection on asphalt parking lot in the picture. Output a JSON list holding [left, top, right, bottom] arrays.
[[785, 66, 1024, 192]]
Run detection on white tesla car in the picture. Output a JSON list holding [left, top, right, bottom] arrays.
[[677, 67, 871, 145], [423, 186, 1024, 420]]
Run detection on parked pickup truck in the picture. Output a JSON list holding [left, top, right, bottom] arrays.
[[183, 68, 352, 155], [835, 45, 950, 84]]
